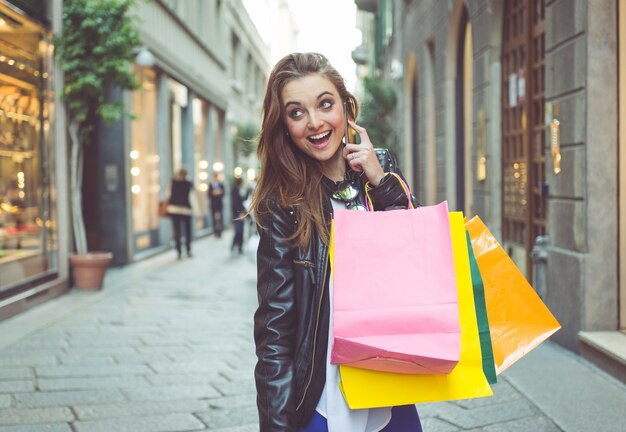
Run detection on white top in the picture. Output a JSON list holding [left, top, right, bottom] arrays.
[[314, 199, 392, 432], [165, 186, 201, 217]]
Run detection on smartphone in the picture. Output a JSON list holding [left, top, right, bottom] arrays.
[[343, 101, 350, 145]]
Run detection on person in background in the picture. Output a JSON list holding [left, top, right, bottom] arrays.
[[231, 176, 246, 254], [166, 167, 198, 260], [243, 179, 257, 237], [208, 172, 225, 238], [250, 52, 422, 432]]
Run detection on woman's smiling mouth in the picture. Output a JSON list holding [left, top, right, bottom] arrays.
[[307, 130, 332, 147]]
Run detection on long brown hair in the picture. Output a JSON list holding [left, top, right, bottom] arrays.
[[250, 52, 358, 249]]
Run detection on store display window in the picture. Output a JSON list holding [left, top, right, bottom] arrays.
[[0, 4, 57, 292], [193, 97, 209, 230], [130, 66, 159, 251]]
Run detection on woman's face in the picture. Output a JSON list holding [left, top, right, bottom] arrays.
[[281, 74, 346, 164]]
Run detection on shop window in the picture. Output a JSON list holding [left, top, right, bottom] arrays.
[[0, 4, 56, 292], [193, 97, 209, 230], [130, 66, 159, 247]]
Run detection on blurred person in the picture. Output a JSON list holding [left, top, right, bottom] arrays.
[[250, 53, 422, 432], [243, 179, 257, 238], [208, 172, 225, 238], [230, 176, 246, 254], [165, 167, 198, 259]]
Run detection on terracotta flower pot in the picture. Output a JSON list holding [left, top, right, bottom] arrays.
[[69, 252, 113, 290]]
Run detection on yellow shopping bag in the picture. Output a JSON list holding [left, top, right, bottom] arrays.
[[338, 212, 493, 408]]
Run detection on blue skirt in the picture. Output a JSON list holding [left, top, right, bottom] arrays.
[[300, 405, 422, 432]]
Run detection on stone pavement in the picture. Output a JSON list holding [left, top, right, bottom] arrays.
[[0, 232, 625, 431]]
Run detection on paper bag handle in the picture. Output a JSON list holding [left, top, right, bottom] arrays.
[[365, 172, 414, 211]]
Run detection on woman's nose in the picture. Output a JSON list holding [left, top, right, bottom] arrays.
[[307, 112, 323, 129]]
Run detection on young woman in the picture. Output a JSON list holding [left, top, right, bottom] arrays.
[[251, 53, 423, 432]]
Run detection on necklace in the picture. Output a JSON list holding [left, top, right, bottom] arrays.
[[322, 174, 367, 211]]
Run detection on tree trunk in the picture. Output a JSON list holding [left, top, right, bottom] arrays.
[[69, 119, 88, 255]]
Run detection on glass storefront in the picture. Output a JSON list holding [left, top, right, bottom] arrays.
[[130, 65, 231, 252], [130, 66, 160, 252], [0, 3, 57, 293], [193, 97, 209, 231], [169, 77, 186, 174]]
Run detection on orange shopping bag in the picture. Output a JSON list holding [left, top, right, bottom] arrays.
[[465, 216, 561, 374]]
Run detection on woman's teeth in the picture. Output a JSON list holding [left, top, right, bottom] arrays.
[[309, 131, 331, 144]]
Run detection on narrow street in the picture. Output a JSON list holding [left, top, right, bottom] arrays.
[[0, 233, 625, 431]]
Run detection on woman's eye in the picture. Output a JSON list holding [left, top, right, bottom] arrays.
[[320, 100, 333, 110], [288, 109, 303, 119]]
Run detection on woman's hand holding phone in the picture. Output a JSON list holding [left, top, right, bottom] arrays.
[[343, 118, 385, 187]]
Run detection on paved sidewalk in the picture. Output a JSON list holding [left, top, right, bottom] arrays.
[[0, 233, 625, 431]]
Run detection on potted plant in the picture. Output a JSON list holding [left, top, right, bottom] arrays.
[[55, 0, 141, 289]]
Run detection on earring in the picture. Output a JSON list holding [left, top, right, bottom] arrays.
[[285, 131, 289, 137]]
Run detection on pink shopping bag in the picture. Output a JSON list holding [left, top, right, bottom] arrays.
[[330, 201, 461, 374]]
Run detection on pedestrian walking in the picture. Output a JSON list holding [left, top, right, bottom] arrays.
[[165, 167, 198, 260], [208, 172, 225, 238], [250, 52, 422, 432], [231, 176, 246, 254]]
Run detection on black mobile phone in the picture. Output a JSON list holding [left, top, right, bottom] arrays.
[[343, 101, 350, 145]]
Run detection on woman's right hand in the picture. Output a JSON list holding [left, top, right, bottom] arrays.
[[342, 119, 385, 186]]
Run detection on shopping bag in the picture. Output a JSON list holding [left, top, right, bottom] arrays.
[[465, 216, 560, 374], [330, 201, 460, 375], [338, 212, 493, 408], [466, 231, 497, 384], [158, 201, 169, 217]]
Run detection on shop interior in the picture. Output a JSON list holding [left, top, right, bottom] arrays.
[[0, 4, 54, 292]]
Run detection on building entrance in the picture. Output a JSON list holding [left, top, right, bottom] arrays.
[[501, 0, 546, 277]]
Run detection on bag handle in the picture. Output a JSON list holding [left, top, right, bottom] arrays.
[[365, 172, 415, 211]]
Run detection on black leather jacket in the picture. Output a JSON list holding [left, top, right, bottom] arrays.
[[254, 150, 415, 431]]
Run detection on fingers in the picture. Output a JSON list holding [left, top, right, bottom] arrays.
[[343, 146, 377, 174], [347, 151, 363, 172], [342, 120, 384, 182], [347, 119, 371, 146]]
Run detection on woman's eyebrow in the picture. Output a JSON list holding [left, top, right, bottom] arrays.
[[284, 100, 301, 109], [317, 91, 333, 99], [284, 91, 335, 109]]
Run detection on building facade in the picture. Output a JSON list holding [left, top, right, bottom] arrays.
[[84, 0, 269, 265], [0, 0, 269, 320], [357, 0, 625, 382]]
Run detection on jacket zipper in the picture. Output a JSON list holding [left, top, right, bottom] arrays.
[[295, 253, 328, 411], [293, 259, 315, 268], [293, 260, 316, 286]]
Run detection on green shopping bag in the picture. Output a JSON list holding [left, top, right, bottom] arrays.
[[466, 231, 497, 384]]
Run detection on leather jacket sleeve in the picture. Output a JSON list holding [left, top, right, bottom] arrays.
[[254, 198, 297, 431], [369, 149, 419, 210]]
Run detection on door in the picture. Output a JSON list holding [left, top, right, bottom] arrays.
[[501, 0, 546, 277]]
